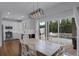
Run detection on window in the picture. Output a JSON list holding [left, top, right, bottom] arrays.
[[48, 20, 58, 40], [39, 22, 46, 39], [38, 17, 76, 40], [59, 17, 75, 39]]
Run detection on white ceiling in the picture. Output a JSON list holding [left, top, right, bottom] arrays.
[[0, 2, 60, 13], [0, 2, 60, 20]]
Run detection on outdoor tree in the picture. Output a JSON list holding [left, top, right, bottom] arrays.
[[49, 18, 73, 33]]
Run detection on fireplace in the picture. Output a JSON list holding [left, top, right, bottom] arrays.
[[29, 34, 35, 38]]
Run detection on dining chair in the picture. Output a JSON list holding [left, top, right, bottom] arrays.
[[27, 43, 37, 56], [55, 46, 64, 56], [21, 43, 29, 56]]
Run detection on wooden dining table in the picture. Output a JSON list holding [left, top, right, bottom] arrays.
[[20, 39, 63, 56]]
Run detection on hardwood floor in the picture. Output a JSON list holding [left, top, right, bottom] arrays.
[[0, 39, 21, 56], [0, 39, 76, 56], [64, 44, 77, 56], [48, 38, 77, 56]]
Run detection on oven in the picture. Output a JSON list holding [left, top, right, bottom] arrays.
[[5, 31, 13, 39]]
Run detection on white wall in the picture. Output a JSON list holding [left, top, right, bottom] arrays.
[[0, 18, 2, 47], [2, 17, 36, 39], [2, 20, 22, 40], [22, 18, 36, 34], [36, 21, 39, 39], [73, 7, 79, 56], [2, 20, 22, 34]]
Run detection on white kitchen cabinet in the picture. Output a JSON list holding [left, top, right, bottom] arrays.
[[2, 20, 22, 40]]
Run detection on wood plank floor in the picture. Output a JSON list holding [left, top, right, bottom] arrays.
[[64, 44, 77, 56], [0, 39, 21, 56], [0, 39, 77, 56]]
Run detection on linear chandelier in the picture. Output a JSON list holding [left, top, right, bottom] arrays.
[[29, 8, 44, 19]]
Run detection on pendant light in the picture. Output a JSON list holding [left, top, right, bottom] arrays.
[[29, 0, 44, 19]]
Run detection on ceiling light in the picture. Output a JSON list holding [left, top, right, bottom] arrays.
[[29, 8, 44, 19], [21, 16, 24, 18], [7, 12, 10, 15]]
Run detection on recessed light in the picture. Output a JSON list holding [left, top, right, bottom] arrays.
[[21, 16, 25, 18], [7, 12, 10, 15], [5, 15, 8, 18]]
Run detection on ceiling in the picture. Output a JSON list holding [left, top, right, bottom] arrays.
[[0, 2, 61, 20]]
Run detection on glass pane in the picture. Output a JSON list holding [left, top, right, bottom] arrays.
[[48, 20, 58, 40], [39, 22, 46, 39], [59, 18, 73, 39], [59, 17, 77, 55]]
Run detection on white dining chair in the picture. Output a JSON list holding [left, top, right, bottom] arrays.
[[21, 43, 27, 56], [27, 43, 37, 56], [55, 46, 64, 56]]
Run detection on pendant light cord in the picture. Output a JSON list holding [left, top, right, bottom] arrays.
[[37, 0, 38, 9], [33, 0, 34, 12], [33, 0, 39, 11]]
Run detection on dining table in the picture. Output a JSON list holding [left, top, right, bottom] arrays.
[[20, 39, 64, 56]]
